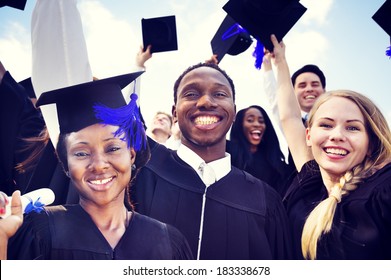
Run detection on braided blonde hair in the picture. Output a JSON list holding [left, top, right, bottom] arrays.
[[301, 90, 391, 260]]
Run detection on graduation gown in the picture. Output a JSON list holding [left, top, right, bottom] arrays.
[[131, 138, 292, 259], [0, 72, 45, 195], [226, 140, 294, 196], [284, 160, 391, 259], [8, 204, 193, 260]]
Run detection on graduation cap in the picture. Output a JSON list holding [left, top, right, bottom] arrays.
[[36, 72, 146, 150], [141, 15, 178, 53], [0, 0, 27, 10], [223, 0, 307, 52], [372, 0, 391, 58], [211, 15, 253, 63]]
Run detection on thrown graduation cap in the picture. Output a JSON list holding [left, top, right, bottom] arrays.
[[223, 0, 307, 52], [211, 15, 253, 63], [372, 0, 391, 58], [142, 15, 178, 53], [36, 72, 146, 150], [0, 0, 27, 10]]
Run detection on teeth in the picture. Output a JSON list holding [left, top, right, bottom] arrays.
[[325, 148, 347, 156], [305, 95, 316, 100], [195, 116, 219, 125], [90, 177, 113, 185], [252, 130, 261, 136]]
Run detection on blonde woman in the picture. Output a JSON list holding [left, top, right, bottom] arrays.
[[271, 34, 391, 260]]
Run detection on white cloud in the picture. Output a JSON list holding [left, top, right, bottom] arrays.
[[285, 30, 330, 70], [300, 0, 334, 26], [78, 0, 138, 78], [0, 22, 31, 80]]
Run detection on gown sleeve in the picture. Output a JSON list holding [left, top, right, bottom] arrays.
[[264, 186, 293, 259], [7, 210, 52, 260], [370, 169, 391, 230], [166, 224, 194, 260]]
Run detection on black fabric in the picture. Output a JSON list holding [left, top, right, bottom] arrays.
[[8, 204, 193, 260], [284, 160, 391, 259], [131, 137, 292, 259], [226, 140, 295, 196], [0, 71, 45, 195]]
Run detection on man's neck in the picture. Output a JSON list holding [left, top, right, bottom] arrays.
[[181, 139, 226, 164], [151, 130, 170, 144]]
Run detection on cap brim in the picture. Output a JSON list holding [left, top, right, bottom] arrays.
[[36, 71, 144, 107], [0, 0, 27, 10]]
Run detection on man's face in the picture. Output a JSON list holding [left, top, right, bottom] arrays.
[[172, 66, 235, 150], [151, 113, 172, 136], [294, 72, 325, 113]]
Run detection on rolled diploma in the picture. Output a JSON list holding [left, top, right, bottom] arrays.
[[1, 188, 55, 218]]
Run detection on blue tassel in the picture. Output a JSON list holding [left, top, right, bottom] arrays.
[[386, 46, 391, 59], [222, 23, 245, 40], [25, 197, 45, 214], [252, 40, 264, 70], [93, 93, 146, 151]]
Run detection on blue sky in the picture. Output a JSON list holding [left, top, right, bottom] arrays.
[[1, 0, 390, 129]]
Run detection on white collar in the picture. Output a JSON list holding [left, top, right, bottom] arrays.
[[177, 144, 231, 182]]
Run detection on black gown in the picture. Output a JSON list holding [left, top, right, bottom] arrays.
[[8, 204, 193, 260], [226, 140, 294, 196], [131, 137, 292, 260], [0, 72, 45, 195], [284, 160, 391, 259]]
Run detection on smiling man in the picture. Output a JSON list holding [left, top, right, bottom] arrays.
[[132, 63, 292, 260], [291, 64, 326, 119]]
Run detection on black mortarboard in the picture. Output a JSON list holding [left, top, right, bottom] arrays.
[[142, 15, 178, 53], [223, 0, 307, 52], [373, 0, 391, 38], [0, 0, 27, 10], [372, 0, 391, 58], [211, 15, 253, 63], [36, 72, 143, 135]]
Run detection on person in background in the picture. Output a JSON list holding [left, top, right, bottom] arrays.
[[132, 62, 292, 260], [227, 105, 293, 195], [261, 51, 327, 188], [5, 73, 193, 260], [262, 50, 327, 125], [148, 111, 173, 144], [272, 34, 391, 260], [291, 64, 326, 123]]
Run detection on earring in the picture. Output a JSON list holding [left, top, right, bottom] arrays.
[[131, 164, 136, 171], [65, 171, 70, 177]]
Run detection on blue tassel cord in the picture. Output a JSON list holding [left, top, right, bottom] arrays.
[[25, 197, 45, 214], [93, 93, 146, 151], [386, 46, 391, 59]]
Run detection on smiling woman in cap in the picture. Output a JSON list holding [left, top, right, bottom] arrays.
[[2, 72, 193, 260]]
